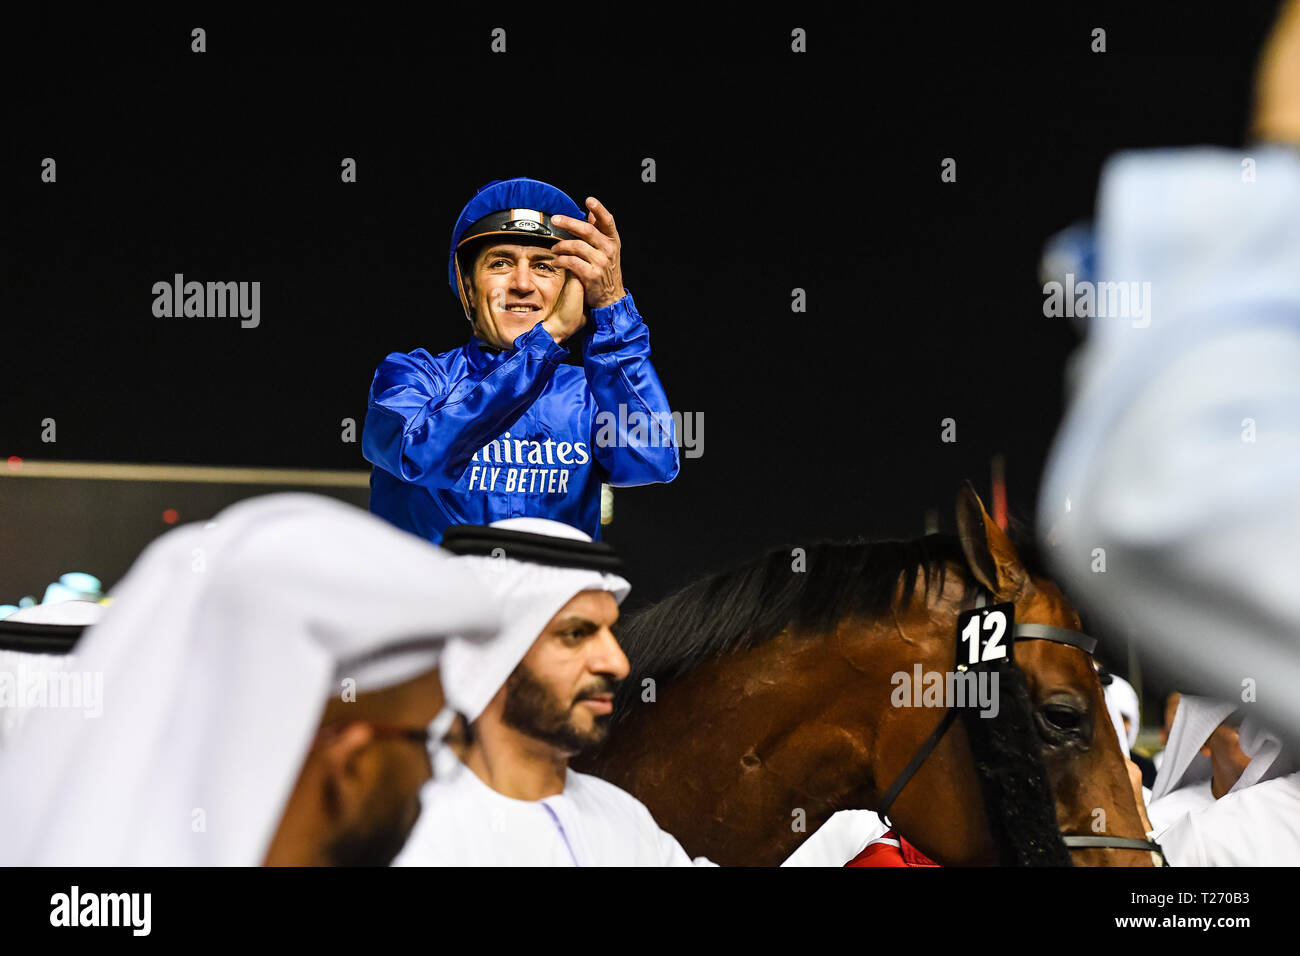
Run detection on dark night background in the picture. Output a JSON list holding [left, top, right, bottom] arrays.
[[0, 5, 1284, 624]]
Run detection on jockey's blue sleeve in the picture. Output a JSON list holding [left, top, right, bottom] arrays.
[[582, 291, 681, 486], [363, 323, 567, 488]]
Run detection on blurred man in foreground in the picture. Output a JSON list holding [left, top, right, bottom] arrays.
[[1039, 2, 1300, 863], [1040, 0, 1300, 754], [0, 494, 503, 866]]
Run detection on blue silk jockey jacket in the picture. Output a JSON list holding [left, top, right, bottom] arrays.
[[363, 291, 679, 543]]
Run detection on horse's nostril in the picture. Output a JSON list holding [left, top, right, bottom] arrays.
[[740, 751, 762, 769]]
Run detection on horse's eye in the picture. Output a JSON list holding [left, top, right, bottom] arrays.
[[1042, 705, 1084, 732]]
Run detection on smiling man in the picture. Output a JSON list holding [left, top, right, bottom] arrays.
[[393, 519, 708, 866], [362, 177, 679, 544]]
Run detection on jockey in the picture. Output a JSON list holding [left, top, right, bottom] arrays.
[[362, 177, 679, 543]]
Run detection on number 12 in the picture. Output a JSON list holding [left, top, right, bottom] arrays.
[[961, 610, 1008, 665]]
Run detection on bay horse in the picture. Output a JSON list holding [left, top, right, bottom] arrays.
[[578, 487, 1155, 866]]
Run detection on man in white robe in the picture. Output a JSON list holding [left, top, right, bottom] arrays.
[[394, 518, 708, 866], [1157, 717, 1300, 865], [1146, 696, 1240, 834], [1037, 0, 1300, 754], [0, 493, 504, 866]]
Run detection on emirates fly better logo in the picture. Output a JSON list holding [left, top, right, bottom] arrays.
[[463, 406, 704, 495]]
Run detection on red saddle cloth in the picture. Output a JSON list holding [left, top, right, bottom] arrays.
[[845, 830, 939, 867]]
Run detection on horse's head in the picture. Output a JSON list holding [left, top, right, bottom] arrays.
[[954, 484, 1155, 866], [581, 492, 1155, 866]]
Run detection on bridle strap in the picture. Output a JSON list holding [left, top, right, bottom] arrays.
[[877, 707, 960, 824], [1063, 833, 1169, 865], [1061, 835, 1165, 853], [1013, 622, 1096, 656]]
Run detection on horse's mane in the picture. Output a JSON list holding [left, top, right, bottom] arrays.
[[612, 533, 979, 721]]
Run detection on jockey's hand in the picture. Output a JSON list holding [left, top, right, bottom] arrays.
[[1253, 0, 1300, 143], [550, 197, 626, 311], [542, 272, 587, 344]]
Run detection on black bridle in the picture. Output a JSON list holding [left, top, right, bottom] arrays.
[[876, 590, 1167, 863]]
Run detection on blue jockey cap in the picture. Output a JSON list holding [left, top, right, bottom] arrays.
[[448, 177, 586, 325]]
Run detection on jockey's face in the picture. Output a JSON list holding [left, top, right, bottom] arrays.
[[500, 589, 628, 755], [466, 238, 566, 349]]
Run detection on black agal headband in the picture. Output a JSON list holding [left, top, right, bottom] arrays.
[[441, 525, 625, 574], [0, 619, 83, 655]]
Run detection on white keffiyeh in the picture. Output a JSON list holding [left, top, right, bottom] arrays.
[[0, 493, 502, 865], [438, 518, 630, 723]]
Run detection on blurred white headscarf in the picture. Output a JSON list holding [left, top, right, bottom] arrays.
[[1150, 696, 1237, 803], [438, 518, 630, 724], [1103, 674, 1141, 753], [0, 493, 502, 866], [1151, 695, 1296, 804]]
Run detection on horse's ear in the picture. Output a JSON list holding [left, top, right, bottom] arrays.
[[955, 480, 1025, 598]]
